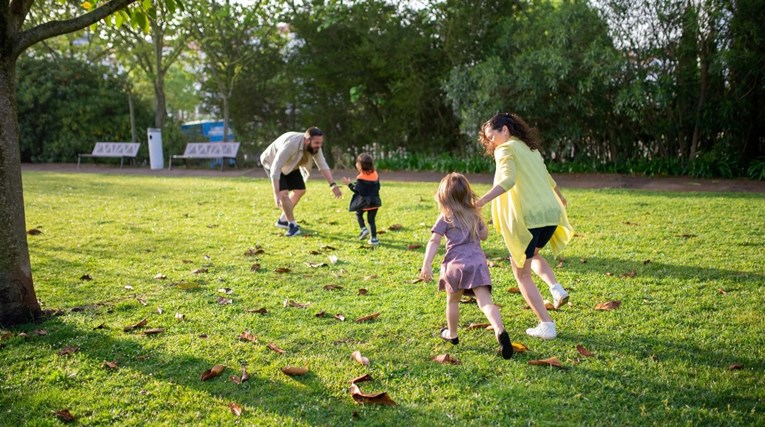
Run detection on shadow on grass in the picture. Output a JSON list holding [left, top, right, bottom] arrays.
[[1, 315, 414, 425]]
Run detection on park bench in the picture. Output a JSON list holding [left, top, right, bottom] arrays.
[[77, 142, 140, 169], [169, 142, 240, 171]]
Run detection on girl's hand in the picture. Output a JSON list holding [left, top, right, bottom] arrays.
[[341, 177, 351, 184], [419, 268, 433, 282]]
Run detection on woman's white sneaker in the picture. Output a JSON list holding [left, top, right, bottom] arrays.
[[526, 321, 557, 339], [550, 284, 569, 309]]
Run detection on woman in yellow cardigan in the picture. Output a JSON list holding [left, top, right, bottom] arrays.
[[476, 112, 574, 339]]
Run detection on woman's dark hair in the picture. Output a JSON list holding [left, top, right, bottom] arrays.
[[306, 126, 324, 138], [356, 153, 375, 172], [478, 112, 542, 156]]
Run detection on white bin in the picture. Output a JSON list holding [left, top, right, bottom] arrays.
[[147, 128, 164, 170]]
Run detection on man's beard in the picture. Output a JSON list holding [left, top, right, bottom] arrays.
[[306, 145, 319, 154]]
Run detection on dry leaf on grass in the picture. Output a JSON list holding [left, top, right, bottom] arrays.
[[156, 306, 163, 314], [432, 354, 461, 365], [620, 270, 637, 278], [595, 300, 621, 311], [718, 288, 727, 295], [57, 345, 80, 356], [27, 228, 43, 235], [407, 244, 422, 251], [467, 323, 491, 330], [217, 297, 233, 305], [358, 288, 368, 295], [218, 288, 233, 294], [388, 224, 403, 231], [512, 342, 529, 353], [364, 274, 378, 280], [231, 366, 250, 384], [729, 363, 743, 371], [154, 273, 167, 280], [351, 374, 373, 384], [244, 247, 265, 256], [239, 331, 257, 343], [334, 314, 346, 321], [124, 318, 148, 332], [267, 343, 285, 354], [328, 255, 339, 264], [315, 310, 326, 318], [34, 329, 48, 336], [281, 366, 309, 376], [175, 313, 185, 321], [274, 267, 291, 273], [193, 268, 208, 274], [324, 284, 343, 291], [53, 409, 75, 422], [354, 312, 379, 323], [460, 296, 477, 304], [80, 274, 92, 281], [250, 263, 261, 272], [306, 262, 328, 268], [229, 402, 243, 417], [136, 298, 148, 306], [408, 278, 423, 284], [200, 364, 226, 381], [576, 344, 594, 357], [283, 299, 311, 308], [348, 384, 397, 406], [351, 350, 370, 366], [246, 307, 268, 314], [528, 357, 565, 369], [143, 328, 165, 335], [103, 360, 119, 369]]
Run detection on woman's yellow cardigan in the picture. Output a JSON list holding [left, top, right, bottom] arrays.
[[490, 139, 574, 267]]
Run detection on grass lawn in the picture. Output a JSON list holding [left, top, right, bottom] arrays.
[[2, 171, 764, 426]]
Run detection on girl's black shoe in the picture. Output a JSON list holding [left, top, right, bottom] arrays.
[[439, 327, 459, 345], [498, 330, 513, 359]]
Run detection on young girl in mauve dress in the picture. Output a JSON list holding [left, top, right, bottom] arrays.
[[420, 173, 513, 359]]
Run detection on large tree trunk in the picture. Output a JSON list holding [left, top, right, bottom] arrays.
[[0, 57, 41, 325]]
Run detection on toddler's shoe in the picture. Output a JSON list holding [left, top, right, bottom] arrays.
[[550, 284, 569, 309], [439, 327, 459, 345], [275, 218, 289, 229], [358, 227, 370, 240], [497, 330, 513, 359], [368, 237, 379, 246], [285, 223, 301, 237], [526, 321, 557, 339]]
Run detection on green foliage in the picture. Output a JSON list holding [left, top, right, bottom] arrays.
[[746, 157, 765, 181], [16, 56, 153, 163], [3, 172, 764, 425], [377, 152, 495, 174]]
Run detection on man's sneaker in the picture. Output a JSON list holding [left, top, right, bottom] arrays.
[[275, 218, 289, 229], [285, 223, 301, 237], [358, 227, 370, 240], [368, 237, 379, 245], [526, 321, 557, 339], [550, 284, 569, 309]]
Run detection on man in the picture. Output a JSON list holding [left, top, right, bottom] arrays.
[[260, 127, 342, 236]]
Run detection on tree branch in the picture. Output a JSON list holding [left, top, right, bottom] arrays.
[[8, 0, 36, 33], [12, 0, 137, 58]]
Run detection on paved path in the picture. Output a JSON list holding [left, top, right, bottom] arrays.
[[21, 163, 765, 194]]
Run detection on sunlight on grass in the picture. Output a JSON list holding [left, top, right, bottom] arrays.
[[2, 171, 763, 426]]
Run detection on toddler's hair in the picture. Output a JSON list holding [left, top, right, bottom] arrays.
[[356, 153, 375, 173], [436, 173, 484, 240]]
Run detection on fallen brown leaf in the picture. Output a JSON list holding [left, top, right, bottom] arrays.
[[200, 364, 226, 381], [643, 259, 651, 265], [556, 260, 564, 268], [351, 350, 370, 366], [507, 287, 520, 293], [307, 262, 329, 268], [528, 357, 564, 369], [230, 366, 250, 384], [80, 274, 92, 281], [175, 313, 185, 321], [143, 328, 165, 335], [136, 298, 147, 306], [512, 342, 529, 353], [281, 366, 309, 376], [580, 258, 588, 263], [323, 284, 343, 291], [320, 245, 337, 251], [244, 247, 265, 256], [267, 343, 285, 354], [718, 288, 727, 295], [123, 318, 148, 332], [58, 345, 79, 356], [217, 296, 233, 305], [729, 363, 743, 371], [284, 299, 311, 308], [27, 228, 43, 235], [250, 263, 261, 272], [193, 268, 208, 274], [407, 278, 423, 284], [358, 288, 368, 295], [328, 255, 339, 264], [34, 329, 48, 336], [1, 332, 13, 340], [182, 259, 193, 264], [543, 300, 556, 310], [315, 310, 326, 318], [407, 244, 422, 250], [467, 323, 491, 330], [53, 409, 75, 422], [595, 300, 621, 311], [620, 270, 637, 278], [229, 402, 243, 417], [239, 331, 257, 343], [157, 306, 163, 314], [246, 307, 268, 314], [309, 250, 321, 255], [93, 323, 105, 330], [274, 267, 291, 273], [103, 360, 119, 369], [364, 274, 378, 280], [334, 314, 346, 321], [218, 287, 233, 294], [348, 384, 397, 406], [17, 332, 28, 338], [388, 224, 403, 231], [460, 296, 477, 304], [576, 344, 594, 357], [154, 273, 167, 280], [432, 354, 461, 365], [351, 374, 373, 384], [354, 312, 379, 323]]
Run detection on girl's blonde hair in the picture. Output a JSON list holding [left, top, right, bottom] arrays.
[[435, 173, 484, 240]]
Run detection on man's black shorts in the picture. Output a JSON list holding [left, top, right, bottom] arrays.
[[279, 169, 306, 191]]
